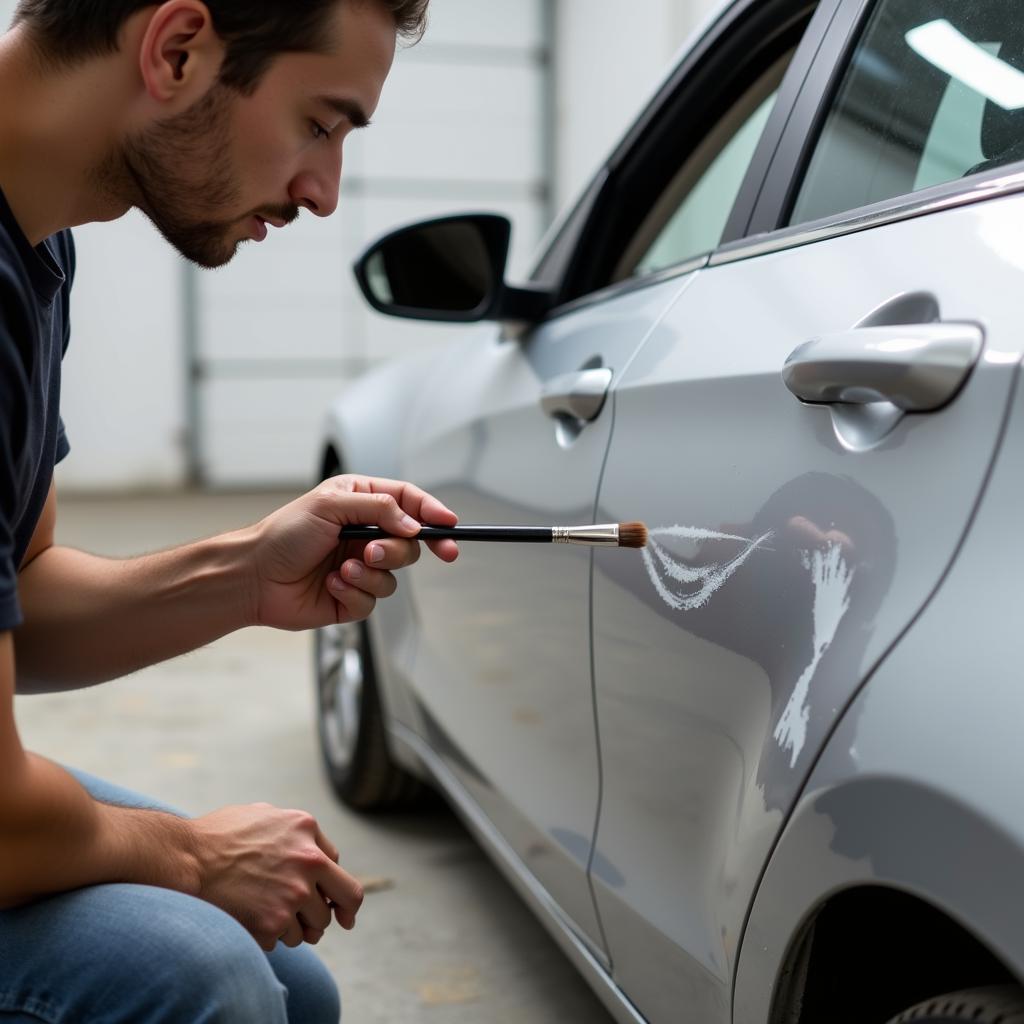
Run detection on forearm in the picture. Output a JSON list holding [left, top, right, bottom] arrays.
[[0, 751, 199, 908], [14, 530, 260, 691]]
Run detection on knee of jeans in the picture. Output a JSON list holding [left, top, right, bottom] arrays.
[[105, 887, 289, 1024], [266, 943, 341, 1024]]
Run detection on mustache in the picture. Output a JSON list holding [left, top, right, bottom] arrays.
[[254, 204, 301, 226]]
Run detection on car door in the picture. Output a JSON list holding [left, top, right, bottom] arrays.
[[396, 0, 827, 965], [590, 1, 1024, 1020]]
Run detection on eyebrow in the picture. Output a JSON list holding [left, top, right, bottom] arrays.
[[318, 95, 371, 129]]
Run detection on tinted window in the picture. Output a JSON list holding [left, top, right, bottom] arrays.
[[791, 0, 1024, 225], [616, 54, 789, 280]]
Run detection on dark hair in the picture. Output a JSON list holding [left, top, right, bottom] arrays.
[[13, 0, 428, 92]]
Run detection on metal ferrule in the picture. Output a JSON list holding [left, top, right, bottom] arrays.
[[552, 523, 620, 546]]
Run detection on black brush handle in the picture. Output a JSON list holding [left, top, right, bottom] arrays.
[[340, 524, 553, 542]]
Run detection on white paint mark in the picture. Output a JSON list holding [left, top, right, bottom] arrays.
[[641, 526, 774, 612], [773, 543, 854, 767]]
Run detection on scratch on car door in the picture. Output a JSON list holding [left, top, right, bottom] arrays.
[[640, 525, 774, 612], [773, 542, 855, 767]]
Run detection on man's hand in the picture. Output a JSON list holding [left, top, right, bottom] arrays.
[[250, 475, 459, 630], [191, 803, 361, 950]]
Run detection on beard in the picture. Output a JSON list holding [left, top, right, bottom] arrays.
[[102, 83, 298, 269]]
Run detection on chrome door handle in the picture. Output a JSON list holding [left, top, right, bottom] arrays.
[[540, 367, 613, 422], [783, 323, 983, 411]]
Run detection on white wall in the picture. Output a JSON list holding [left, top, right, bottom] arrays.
[[58, 216, 188, 490], [552, 0, 722, 213]]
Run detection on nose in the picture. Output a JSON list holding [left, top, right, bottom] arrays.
[[289, 146, 342, 218]]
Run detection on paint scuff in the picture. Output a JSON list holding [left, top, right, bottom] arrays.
[[641, 526, 774, 612], [773, 542, 854, 767]]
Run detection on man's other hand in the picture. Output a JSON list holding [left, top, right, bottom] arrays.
[[248, 474, 459, 630], [192, 803, 360, 950]]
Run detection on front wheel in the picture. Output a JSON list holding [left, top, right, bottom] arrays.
[[314, 619, 420, 810], [886, 986, 1024, 1023]]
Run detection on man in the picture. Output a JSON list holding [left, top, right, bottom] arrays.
[[0, 1, 457, 1021]]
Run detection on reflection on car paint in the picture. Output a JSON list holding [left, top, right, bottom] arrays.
[[641, 524, 857, 767], [773, 542, 855, 766], [640, 525, 775, 612]]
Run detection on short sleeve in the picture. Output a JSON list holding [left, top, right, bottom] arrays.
[[0, 273, 32, 631], [55, 229, 74, 463], [55, 417, 70, 464]]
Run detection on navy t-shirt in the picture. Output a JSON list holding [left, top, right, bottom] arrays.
[[0, 186, 72, 632]]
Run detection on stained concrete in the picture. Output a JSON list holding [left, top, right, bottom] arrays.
[[14, 490, 614, 1023]]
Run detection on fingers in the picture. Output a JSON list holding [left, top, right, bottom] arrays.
[[325, 575, 376, 620], [314, 826, 339, 863], [281, 838, 344, 948], [357, 539, 421, 571], [316, 860, 365, 931], [426, 538, 459, 563], [350, 476, 458, 529], [326, 544, 407, 618], [328, 490, 426, 537], [322, 476, 459, 562], [277, 919, 305, 949], [297, 892, 332, 935], [341, 532, 456, 569], [339, 560, 398, 598]]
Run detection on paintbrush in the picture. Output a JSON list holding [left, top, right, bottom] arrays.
[[340, 521, 648, 548]]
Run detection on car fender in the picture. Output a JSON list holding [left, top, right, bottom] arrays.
[[321, 347, 440, 481], [733, 773, 1024, 1023], [735, 362, 1024, 1022], [320, 348, 446, 753]]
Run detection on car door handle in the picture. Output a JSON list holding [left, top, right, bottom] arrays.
[[783, 323, 983, 411], [540, 367, 613, 422]]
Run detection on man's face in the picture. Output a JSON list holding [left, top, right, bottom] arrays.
[[121, 0, 396, 268]]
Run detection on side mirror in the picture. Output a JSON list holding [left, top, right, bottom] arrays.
[[353, 213, 551, 324]]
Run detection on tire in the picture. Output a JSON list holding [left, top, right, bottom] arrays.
[[314, 618, 421, 810], [885, 986, 1024, 1023]]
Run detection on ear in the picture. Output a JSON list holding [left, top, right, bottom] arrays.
[[137, 0, 223, 105]]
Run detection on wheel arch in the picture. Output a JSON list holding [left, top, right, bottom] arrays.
[[734, 774, 1024, 1024], [763, 884, 1015, 1024], [316, 355, 442, 779]]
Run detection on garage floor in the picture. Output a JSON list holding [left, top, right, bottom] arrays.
[[14, 490, 614, 1023]]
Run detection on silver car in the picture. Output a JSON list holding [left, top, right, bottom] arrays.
[[315, 0, 1024, 1020]]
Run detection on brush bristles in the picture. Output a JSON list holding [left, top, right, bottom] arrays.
[[617, 521, 648, 548]]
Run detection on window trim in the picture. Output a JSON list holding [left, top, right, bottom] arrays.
[[741, 0, 877, 237], [531, 0, 833, 318], [541, 253, 711, 325], [720, 0, 843, 242], [710, 160, 1024, 266]]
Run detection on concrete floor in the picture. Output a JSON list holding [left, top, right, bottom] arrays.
[[14, 491, 614, 1023]]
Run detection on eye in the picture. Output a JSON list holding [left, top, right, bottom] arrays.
[[311, 121, 330, 141]]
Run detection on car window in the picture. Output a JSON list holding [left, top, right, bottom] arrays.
[[615, 53, 790, 281], [791, 0, 1024, 225]]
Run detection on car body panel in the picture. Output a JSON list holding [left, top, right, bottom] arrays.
[[734, 354, 1024, 1022], [589, 193, 1024, 1022], [392, 271, 702, 955], [322, 346, 462, 736]]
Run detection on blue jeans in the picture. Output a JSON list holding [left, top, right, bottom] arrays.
[[0, 769, 341, 1023]]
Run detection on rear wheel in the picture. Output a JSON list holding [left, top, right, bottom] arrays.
[[885, 986, 1024, 1023]]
